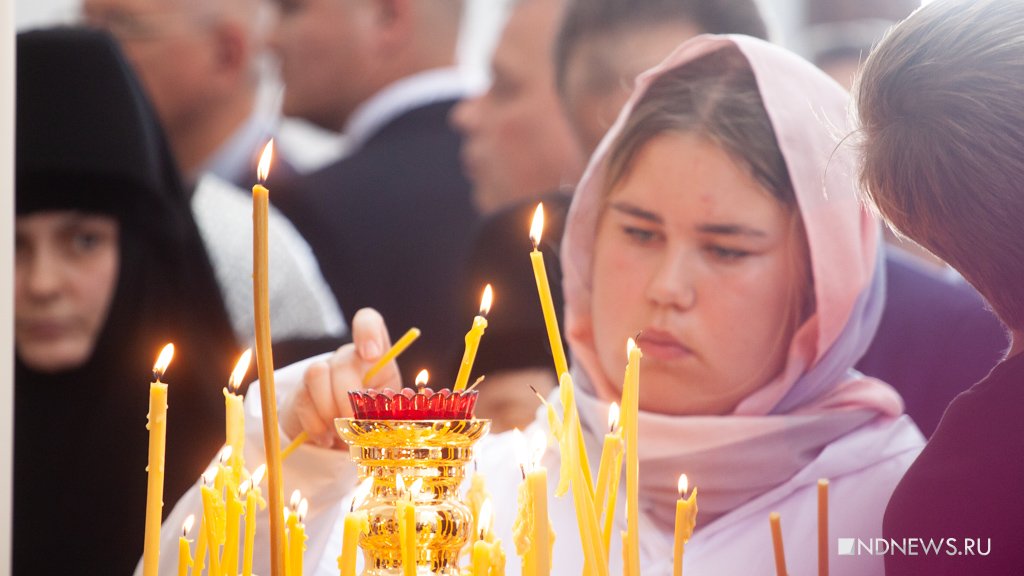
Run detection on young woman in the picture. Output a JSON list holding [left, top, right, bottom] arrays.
[[15, 27, 240, 575], [152, 34, 923, 575]]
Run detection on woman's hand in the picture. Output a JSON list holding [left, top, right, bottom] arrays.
[[280, 308, 402, 448]]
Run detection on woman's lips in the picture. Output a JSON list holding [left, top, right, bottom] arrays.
[[638, 329, 693, 361], [19, 320, 71, 340]]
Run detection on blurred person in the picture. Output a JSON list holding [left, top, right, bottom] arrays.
[[82, 0, 348, 348], [451, 0, 585, 215], [857, 0, 1024, 571], [14, 27, 240, 575], [553, 0, 1007, 437], [266, 0, 478, 385]]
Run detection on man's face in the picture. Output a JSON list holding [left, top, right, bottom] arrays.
[[269, 0, 377, 131], [450, 0, 584, 214], [82, 0, 220, 130]]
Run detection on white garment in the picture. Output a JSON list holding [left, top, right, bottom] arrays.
[[144, 358, 921, 576], [191, 175, 347, 344]]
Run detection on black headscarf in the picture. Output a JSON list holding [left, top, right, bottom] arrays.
[[14, 27, 240, 575]]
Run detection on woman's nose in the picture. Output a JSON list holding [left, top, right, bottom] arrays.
[[645, 250, 696, 311]]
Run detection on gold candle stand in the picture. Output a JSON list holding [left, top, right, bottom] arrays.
[[336, 418, 491, 575]]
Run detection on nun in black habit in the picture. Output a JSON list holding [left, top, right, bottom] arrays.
[[14, 27, 241, 574]]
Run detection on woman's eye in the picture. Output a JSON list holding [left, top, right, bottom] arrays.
[[622, 225, 658, 244], [71, 232, 101, 252], [705, 245, 750, 261]]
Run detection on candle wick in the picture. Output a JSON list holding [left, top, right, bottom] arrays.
[[519, 463, 526, 480], [634, 329, 643, 342], [529, 385, 546, 404], [152, 370, 159, 382]]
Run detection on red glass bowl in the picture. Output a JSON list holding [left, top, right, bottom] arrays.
[[348, 387, 478, 420]]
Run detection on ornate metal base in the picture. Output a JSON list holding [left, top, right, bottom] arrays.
[[336, 419, 491, 575]]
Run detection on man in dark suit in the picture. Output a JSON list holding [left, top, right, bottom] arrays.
[[268, 0, 478, 384]]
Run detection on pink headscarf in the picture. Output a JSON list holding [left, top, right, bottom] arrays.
[[561, 35, 904, 529]]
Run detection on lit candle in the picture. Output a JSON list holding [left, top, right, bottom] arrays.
[[454, 284, 493, 391], [252, 139, 286, 576], [529, 203, 568, 379], [200, 469, 226, 576], [527, 432, 553, 576], [623, 338, 642, 576], [770, 512, 787, 576], [288, 497, 308, 576], [223, 477, 245, 576], [673, 474, 698, 576], [595, 403, 623, 558], [242, 465, 267, 576], [284, 490, 300, 574], [819, 479, 829, 576], [226, 349, 251, 487], [339, 478, 373, 576], [178, 515, 195, 576], [472, 500, 495, 576], [144, 343, 174, 576]]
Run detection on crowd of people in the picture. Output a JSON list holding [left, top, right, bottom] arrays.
[[12, 0, 1024, 574]]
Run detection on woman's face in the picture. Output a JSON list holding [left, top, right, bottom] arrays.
[[15, 212, 120, 373], [591, 133, 809, 415]]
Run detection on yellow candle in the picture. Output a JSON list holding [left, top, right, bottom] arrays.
[[363, 327, 422, 384], [195, 513, 208, 575], [621, 530, 631, 576], [561, 378, 607, 576], [144, 343, 174, 576], [467, 470, 492, 549], [529, 203, 568, 379], [339, 478, 373, 576], [770, 512, 788, 576], [284, 490, 300, 575], [472, 500, 495, 576], [527, 461, 551, 576], [226, 349, 251, 486], [178, 515, 195, 576], [673, 475, 698, 576], [454, 284, 493, 391], [253, 139, 286, 576], [242, 465, 266, 576], [595, 403, 623, 559], [201, 470, 226, 576], [288, 498, 308, 576], [223, 483, 244, 576], [819, 479, 829, 576], [623, 339, 642, 576], [396, 475, 419, 576]]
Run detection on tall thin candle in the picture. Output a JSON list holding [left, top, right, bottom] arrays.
[[144, 343, 174, 576], [770, 512, 788, 576], [339, 478, 373, 576], [225, 349, 251, 486], [252, 139, 285, 576], [454, 284, 493, 391], [178, 515, 195, 576], [673, 474, 698, 576], [623, 338, 642, 576], [529, 203, 568, 378]]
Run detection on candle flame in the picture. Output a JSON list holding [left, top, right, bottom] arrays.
[[511, 428, 526, 468], [229, 348, 252, 392], [409, 478, 424, 499], [529, 428, 547, 469], [480, 284, 494, 316], [153, 343, 175, 381], [608, 402, 620, 432], [252, 464, 267, 486], [257, 139, 274, 182], [201, 467, 217, 487], [530, 203, 545, 248], [396, 473, 407, 496], [183, 514, 195, 538], [290, 489, 302, 511], [298, 498, 309, 522], [415, 369, 429, 388], [626, 337, 636, 356], [218, 445, 233, 464], [678, 473, 689, 498], [478, 499, 492, 540], [351, 477, 373, 512], [239, 478, 252, 497]]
